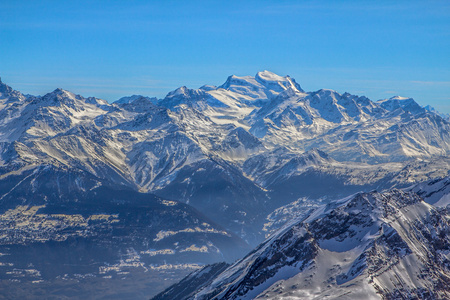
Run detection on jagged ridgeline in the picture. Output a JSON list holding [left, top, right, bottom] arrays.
[[0, 72, 450, 298], [154, 190, 450, 300]]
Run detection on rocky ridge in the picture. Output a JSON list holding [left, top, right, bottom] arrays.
[[158, 190, 450, 299]]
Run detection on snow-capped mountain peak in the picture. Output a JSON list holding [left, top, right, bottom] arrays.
[[255, 70, 304, 93], [166, 86, 190, 97], [165, 86, 206, 100], [424, 105, 450, 121], [219, 74, 259, 90], [255, 70, 286, 82], [114, 94, 158, 105], [159, 86, 207, 109], [219, 71, 303, 96], [377, 96, 424, 114], [0, 79, 25, 102], [36, 88, 98, 110]]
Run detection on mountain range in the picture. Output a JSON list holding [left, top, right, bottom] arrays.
[[0, 71, 449, 298]]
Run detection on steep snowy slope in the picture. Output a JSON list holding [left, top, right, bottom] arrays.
[[0, 77, 26, 103], [411, 175, 450, 207], [425, 105, 450, 121], [152, 262, 230, 300], [171, 190, 450, 300], [377, 96, 425, 114]]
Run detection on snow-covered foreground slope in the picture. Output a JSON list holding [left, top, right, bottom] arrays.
[[152, 262, 230, 300], [162, 190, 450, 300]]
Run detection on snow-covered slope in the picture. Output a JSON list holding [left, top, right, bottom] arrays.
[[377, 96, 425, 114], [410, 175, 450, 208], [175, 190, 450, 300], [152, 262, 230, 300], [114, 94, 158, 105]]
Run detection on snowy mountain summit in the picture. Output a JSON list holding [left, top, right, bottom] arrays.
[[219, 70, 304, 96]]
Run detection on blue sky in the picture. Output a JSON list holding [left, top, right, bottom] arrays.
[[1, 0, 449, 112]]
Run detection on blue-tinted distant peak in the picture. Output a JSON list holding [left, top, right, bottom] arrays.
[[377, 96, 424, 114]]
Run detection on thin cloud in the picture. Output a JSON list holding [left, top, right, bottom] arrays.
[[411, 81, 450, 87]]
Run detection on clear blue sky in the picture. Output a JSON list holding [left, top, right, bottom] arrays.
[[1, 0, 449, 112]]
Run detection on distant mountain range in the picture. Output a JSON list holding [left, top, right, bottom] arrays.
[[0, 72, 449, 298]]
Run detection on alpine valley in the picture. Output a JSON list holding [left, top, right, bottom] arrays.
[[0, 71, 449, 299]]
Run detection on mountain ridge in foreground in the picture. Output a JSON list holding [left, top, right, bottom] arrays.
[[154, 189, 450, 300]]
